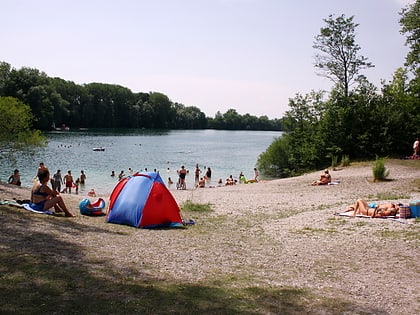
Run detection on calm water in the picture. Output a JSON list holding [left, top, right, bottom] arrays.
[[2, 129, 282, 195]]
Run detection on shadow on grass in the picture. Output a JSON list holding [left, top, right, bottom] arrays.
[[0, 206, 387, 315]]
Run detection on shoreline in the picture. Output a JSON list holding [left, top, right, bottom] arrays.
[[1, 160, 420, 216]]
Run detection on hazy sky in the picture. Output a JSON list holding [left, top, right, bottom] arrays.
[[1, 0, 414, 118]]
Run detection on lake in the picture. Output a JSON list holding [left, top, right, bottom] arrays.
[[1, 129, 282, 195]]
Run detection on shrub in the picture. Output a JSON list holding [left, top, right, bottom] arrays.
[[330, 155, 339, 167], [372, 156, 389, 182], [341, 154, 350, 167]]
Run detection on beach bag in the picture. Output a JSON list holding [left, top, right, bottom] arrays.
[[399, 205, 411, 219]]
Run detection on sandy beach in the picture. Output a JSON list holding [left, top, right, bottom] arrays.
[[1, 159, 419, 314]]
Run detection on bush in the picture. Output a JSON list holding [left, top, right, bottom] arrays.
[[341, 154, 350, 167], [372, 156, 389, 182], [257, 136, 294, 177], [331, 155, 339, 167]]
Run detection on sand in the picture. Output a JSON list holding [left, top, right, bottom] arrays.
[[1, 160, 419, 314]]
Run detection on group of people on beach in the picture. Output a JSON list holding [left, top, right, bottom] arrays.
[[170, 164, 260, 189], [43, 165, 86, 195]]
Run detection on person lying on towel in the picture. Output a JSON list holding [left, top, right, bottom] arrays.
[[344, 199, 400, 217], [31, 168, 75, 217]]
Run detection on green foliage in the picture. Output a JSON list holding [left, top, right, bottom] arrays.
[[400, 0, 420, 75], [0, 96, 45, 163], [0, 61, 282, 131], [313, 14, 374, 97], [326, 145, 342, 167], [341, 154, 350, 167], [330, 155, 339, 167], [207, 109, 282, 130], [257, 135, 295, 177], [258, 9, 419, 179], [372, 156, 390, 182], [0, 96, 45, 146]]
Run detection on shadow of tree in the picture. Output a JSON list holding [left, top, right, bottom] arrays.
[[0, 206, 388, 314]]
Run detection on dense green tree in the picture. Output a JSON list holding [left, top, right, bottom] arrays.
[[380, 68, 420, 154], [257, 135, 294, 177], [147, 92, 172, 129], [0, 61, 12, 95], [400, 0, 420, 96], [400, 0, 420, 74], [313, 14, 374, 97], [0, 61, 282, 131], [0, 96, 44, 149]]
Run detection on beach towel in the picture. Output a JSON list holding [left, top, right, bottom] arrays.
[[335, 212, 371, 218], [328, 180, 341, 185], [335, 212, 397, 219], [0, 199, 24, 208], [22, 203, 54, 215]]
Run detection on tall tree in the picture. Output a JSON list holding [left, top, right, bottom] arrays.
[[313, 14, 374, 97], [399, 0, 420, 93], [400, 0, 420, 73]]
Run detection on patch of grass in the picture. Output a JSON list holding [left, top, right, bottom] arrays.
[[373, 191, 411, 200], [327, 217, 348, 226], [181, 200, 213, 212], [366, 191, 411, 200], [375, 227, 420, 241], [290, 227, 337, 234], [412, 178, 420, 192], [354, 221, 368, 227]]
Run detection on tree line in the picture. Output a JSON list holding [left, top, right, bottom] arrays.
[[0, 63, 282, 131], [257, 3, 419, 177]]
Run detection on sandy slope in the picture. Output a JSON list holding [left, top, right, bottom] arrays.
[[1, 160, 419, 314]]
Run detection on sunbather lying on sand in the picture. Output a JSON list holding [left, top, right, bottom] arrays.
[[344, 199, 400, 217]]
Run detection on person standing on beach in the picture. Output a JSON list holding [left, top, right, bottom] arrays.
[[63, 170, 74, 194], [413, 138, 419, 159], [254, 168, 259, 182]]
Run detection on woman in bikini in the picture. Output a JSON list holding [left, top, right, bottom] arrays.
[[30, 168, 75, 217], [345, 199, 400, 218]]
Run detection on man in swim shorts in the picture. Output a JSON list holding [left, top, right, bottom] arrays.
[[64, 170, 74, 194]]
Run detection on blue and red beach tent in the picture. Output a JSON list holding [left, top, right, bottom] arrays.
[[106, 172, 183, 228]]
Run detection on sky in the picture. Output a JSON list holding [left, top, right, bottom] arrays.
[[0, 0, 415, 118]]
